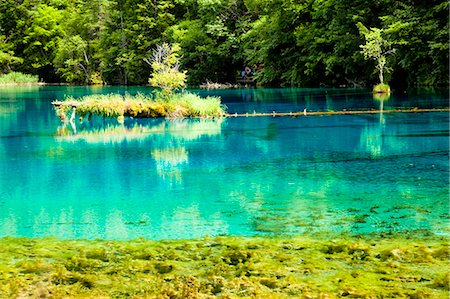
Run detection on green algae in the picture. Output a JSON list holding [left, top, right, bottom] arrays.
[[0, 234, 448, 298]]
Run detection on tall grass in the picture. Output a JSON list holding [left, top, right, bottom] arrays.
[[0, 72, 39, 85], [53, 92, 226, 120]]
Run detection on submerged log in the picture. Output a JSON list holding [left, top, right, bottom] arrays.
[[52, 101, 449, 119], [223, 108, 450, 118]]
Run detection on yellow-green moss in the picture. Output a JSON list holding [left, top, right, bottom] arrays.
[[0, 234, 448, 298]]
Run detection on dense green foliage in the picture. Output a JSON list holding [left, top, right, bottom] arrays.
[[0, 0, 448, 87], [53, 92, 226, 120], [0, 234, 448, 298]]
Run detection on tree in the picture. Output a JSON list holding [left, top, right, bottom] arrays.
[[145, 43, 186, 96], [0, 36, 23, 73], [0, 0, 447, 87], [22, 4, 64, 79], [357, 22, 395, 86], [53, 35, 92, 83]]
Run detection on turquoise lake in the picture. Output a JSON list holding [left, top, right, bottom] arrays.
[[0, 86, 448, 240]]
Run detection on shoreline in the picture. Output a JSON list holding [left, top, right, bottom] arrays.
[[1, 233, 448, 298]]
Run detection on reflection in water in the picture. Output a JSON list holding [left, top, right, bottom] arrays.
[[360, 123, 383, 158], [55, 118, 224, 143], [152, 147, 189, 182], [1, 114, 447, 239], [54, 119, 224, 183], [373, 92, 391, 124], [0, 87, 449, 240], [359, 95, 389, 158]]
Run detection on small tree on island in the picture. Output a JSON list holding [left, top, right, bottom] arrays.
[[144, 43, 186, 97], [357, 22, 396, 93]]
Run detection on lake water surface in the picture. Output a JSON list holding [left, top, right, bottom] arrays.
[[0, 86, 448, 240]]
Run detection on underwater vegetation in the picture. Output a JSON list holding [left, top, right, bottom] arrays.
[[0, 234, 448, 298], [52, 93, 226, 121]]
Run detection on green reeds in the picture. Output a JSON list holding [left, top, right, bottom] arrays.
[[53, 92, 226, 121], [0, 72, 40, 85]]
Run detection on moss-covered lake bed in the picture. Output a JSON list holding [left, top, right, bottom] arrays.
[[1, 232, 448, 298]]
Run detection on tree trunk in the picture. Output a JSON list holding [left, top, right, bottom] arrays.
[[379, 68, 384, 85]]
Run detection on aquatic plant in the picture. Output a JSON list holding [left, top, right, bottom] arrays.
[[0, 72, 39, 85], [0, 234, 448, 298], [53, 92, 226, 121]]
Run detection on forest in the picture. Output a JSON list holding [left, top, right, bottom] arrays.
[[0, 0, 448, 87]]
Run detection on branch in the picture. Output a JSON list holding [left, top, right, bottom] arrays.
[[383, 48, 396, 56], [143, 57, 152, 66]]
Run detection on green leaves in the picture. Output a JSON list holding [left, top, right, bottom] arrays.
[[0, 0, 447, 86], [23, 4, 64, 70], [0, 36, 23, 73], [54, 35, 93, 83], [147, 43, 187, 96], [357, 22, 397, 85]]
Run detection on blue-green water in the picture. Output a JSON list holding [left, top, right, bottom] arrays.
[[0, 86, 448, 240]]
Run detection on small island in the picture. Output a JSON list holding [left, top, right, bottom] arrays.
[[53, 93, 226, 121], [53, 44, 226, 121]]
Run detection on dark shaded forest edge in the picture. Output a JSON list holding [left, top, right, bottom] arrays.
[[0, 0, 448, 87]]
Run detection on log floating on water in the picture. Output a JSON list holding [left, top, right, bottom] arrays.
[[52, 101, 449, 119], [223, 108, 450, 118]]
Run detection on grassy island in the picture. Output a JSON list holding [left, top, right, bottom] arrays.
[[53, 93, 226, 121], [0, 72, 41, 86], [0, 233, 448, 298], [53, 45, 227, 121], [373, 83, 391, 94]]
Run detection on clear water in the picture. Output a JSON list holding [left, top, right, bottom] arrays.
[[0, 86, 448, 240]]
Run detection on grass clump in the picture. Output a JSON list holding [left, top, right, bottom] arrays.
[[0, 72, 40, 85], [53, 92, 226, 121], [373, 83, 391, 94], [0, 234, 448, 298]]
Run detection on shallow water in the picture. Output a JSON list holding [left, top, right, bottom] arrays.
[[0, 86, 448, 240]]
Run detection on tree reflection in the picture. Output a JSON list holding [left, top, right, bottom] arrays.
[[359, 94, 392, 158], [373, 92, 390, 124], [152, 147, 188, 182]]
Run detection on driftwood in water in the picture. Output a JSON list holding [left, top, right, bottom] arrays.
[[224, 108, 450, 118], [52, 101, 449, 119]]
